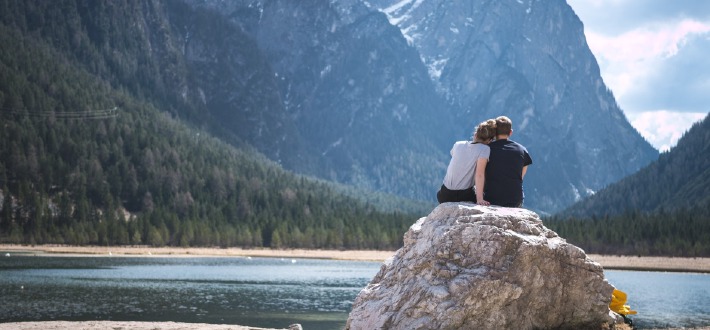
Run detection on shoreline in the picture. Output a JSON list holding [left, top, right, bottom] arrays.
[[2, 321, 703, 330], [0, 244, 394, 262], [0, 321, 288, 330], [2, 244, 710, 273]]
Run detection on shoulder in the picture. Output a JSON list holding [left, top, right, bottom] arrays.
[[509, 140, 533, 163], [477, 144, 491, 158], [454, 140, 482, 149], [509, 140, 529, 150], [451, 141, 468, 150]]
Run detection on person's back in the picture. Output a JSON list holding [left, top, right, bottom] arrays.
[[484, 116, 532, 207], [442, 141, 489, 190], [437, 119, 497, 204]]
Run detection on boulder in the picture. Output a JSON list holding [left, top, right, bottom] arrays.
[[346, 203, 615, 330]]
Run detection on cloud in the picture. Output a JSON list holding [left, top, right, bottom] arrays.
[[568, 0, 710, 34], [585, 19, 710, 62], [623, 35, 710, 112], [584, 19, 710, 104], [568, 0, 710, 153], [627, 110, 707, 151]]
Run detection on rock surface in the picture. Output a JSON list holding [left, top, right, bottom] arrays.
[[346, 203, 615, 329]]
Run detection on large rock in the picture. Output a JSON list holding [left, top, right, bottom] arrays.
[[346, 204, 615, 329]]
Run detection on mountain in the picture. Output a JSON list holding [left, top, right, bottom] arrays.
[[364, 0, 658, 212], [1, 0, 658, 224], [559, 113, 710, 218], [0, 0, 301, 157], [186, 0, 454, 199], [0, 0, 422, 248], [187, 0, 657, 213], [546, 113, 709, 256]]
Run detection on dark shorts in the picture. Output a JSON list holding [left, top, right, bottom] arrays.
[[437, 184, 476, 204]]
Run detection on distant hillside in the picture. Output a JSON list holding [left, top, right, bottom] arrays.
[[546, 113, 710, 257], [560, 113, 710, 218], [0, 1, 423, 248]]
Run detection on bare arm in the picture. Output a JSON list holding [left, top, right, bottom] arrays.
[[522, 165, 528, 179], [475, 158, 490, 206]]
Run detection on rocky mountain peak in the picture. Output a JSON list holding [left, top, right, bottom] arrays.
[[184, 0, 657, 213], [368, 0, 658, 212]]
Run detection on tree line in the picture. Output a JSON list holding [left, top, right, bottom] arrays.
[[549, 110, 709, 257], [0, 16, 421, 249], [545, 204, 710, 257], [560, 114, 709, 219], [0, 96, 417, 249]]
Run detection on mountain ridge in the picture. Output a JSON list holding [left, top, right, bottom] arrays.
[[546, 115, 710, 256], [1, 0, 660, 217], [365, 0, 658, 212], [188, 0, 657, 213], [559, 113, 710, 218], [0, 0, 421, 248]]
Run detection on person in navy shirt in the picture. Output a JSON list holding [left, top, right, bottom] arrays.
[[484, 116, 532, 207]]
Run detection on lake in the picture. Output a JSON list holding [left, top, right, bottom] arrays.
[[1, 253, 709, 329]]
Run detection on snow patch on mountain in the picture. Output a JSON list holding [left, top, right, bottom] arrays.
[[380, 0, 424, 35]]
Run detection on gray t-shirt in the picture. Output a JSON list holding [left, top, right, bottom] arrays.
[[442, 141, 490, 190]]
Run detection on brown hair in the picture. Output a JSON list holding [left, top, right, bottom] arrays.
[[474, 119, 497, 143], [495, 116, 512, 136]]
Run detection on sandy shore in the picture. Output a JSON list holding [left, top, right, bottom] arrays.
[[0, 244, 394, 262], [0, 321, 291, 330], [587, 254, 710, 273], [1, 321, 701, 330], [2, 244, 710, 273]]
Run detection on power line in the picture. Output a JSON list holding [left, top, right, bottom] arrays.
[[0, 106, 119, 119]]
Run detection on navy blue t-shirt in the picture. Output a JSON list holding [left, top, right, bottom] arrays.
[[484, 139, 532, 207]]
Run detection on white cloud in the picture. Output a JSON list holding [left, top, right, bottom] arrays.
[[584, 19, 710, 100], [568, 0, 710, 33], [587, 20, 710, 61], [627, 110, 707, 152], [567, 0, 710, 152]]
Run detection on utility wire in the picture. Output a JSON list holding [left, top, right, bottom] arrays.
[[0, 106, 118, 119]]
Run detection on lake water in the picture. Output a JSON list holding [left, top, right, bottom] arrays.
[[1, 253, 709, 329]]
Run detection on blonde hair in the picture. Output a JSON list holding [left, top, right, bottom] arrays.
[[474, 119, 497, 143]]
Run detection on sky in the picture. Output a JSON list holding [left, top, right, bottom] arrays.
[[566, 0, 710, 152]]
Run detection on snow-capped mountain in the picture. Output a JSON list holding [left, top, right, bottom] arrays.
[[186, 0, 657, 213], [188, 0, 454, 199], [366, 0, 658, 211]]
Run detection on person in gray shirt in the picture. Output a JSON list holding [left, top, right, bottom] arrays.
[[437, 119, 497, 205]]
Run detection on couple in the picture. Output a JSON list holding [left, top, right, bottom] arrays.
[[437, 116, 532, 207]]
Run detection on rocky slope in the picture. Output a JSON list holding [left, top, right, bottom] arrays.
[[187, 0, 454, 199], [2, 0, 657, 214], [367, 0, 658, 211], [560, 113, 710, 217], [187, 0, 657, 213]]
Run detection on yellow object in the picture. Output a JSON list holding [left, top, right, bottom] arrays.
[[610, 289, 638, 315]]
